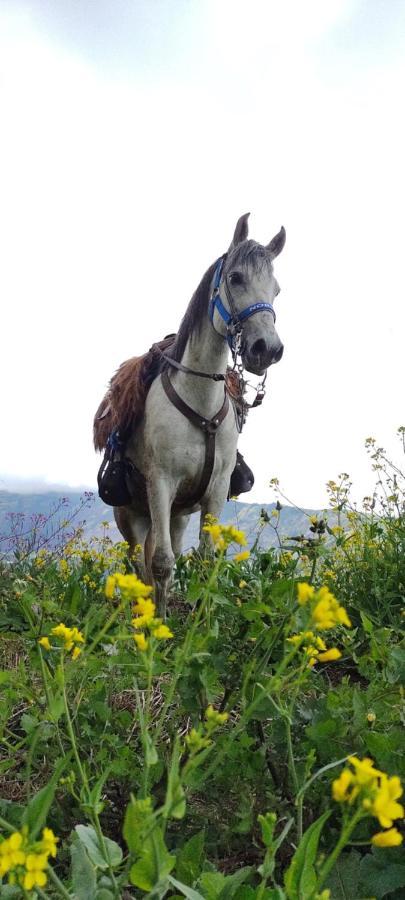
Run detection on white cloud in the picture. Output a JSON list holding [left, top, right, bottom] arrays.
[[1, 1, 404, 509]]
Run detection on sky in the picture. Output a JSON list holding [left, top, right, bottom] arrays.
[[1, 0, 404, 508]]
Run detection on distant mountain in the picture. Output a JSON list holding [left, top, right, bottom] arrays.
[[0, 489, 336, 554]]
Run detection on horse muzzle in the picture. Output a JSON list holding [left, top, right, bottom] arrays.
[[242, 337, 284, 375]]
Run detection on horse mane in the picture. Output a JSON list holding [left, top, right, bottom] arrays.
[[164, 258, 220, 365]]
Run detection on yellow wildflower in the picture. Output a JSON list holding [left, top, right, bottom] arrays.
[[311, 587, 352, 630], [105, 572, 153, 601], [297, 583, 315, 605], [203, 522, 247, 550], [24, 853, 48, 890], [133, 633, 148, 652], [371, 828, 403, 847], [48, 623, 85, 657], [234, 550, 250, 562], [132, 597, 156, 624], [347, 756, 383, 784], [239, 580, 248, 588], [370, 774, 404, 828], [38, 637, 51, 651], [332, 769, 354, 802], [41, 828, 59, 858], [317, 648, 342, 662], [152, 624, 173, 640]]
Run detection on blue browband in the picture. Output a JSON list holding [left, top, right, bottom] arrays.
[[209, 258, 276, 349]]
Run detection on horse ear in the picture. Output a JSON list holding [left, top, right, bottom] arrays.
[[267, 226, 286, 259], [229, 212, 250, 251]]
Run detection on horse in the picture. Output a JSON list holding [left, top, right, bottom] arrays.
[[97, 213, 286, 616]]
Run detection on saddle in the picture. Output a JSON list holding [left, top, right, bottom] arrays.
[[98, 440, 254, 509], [96, 334, 255, 508]]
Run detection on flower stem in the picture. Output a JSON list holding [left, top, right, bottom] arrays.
[[317, 811, 363, 888]]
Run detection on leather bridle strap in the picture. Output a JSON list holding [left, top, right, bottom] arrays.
[[161, 369, 229, 508], [158, 350, 225, 382]]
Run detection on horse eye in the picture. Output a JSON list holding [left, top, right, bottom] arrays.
[[229, 271, 244, 286]]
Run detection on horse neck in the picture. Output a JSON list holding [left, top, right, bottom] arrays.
[[171, 315, 229, 418]]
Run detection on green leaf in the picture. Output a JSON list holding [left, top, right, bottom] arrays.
[[0, 887, 21, 898], [359, 851, 405, 898], [168, 875, 206, 899], [75, 824, 123, 870], [198, 871, 226, 900], [22, 757, 67, 839], [48, 692, 65, 722], [360, 611, 374, 634], [95, 892, 115, 900], [164, 739, 186, 820], [258, 812, 277, 848], [145, 732, 159, 765], [123, 795, 154, 856], [129, 827, 175, 891], [71, 838, 97, 900], [324, 850, 361, 899], [176, 830, 205, 886], [219, 868, 254, 899], [284, 811, 330, 900]]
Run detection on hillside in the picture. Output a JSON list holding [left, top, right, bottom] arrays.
[[0, 489, 335, 554]]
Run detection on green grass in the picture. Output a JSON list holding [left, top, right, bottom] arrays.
[[0, 431, 404, 898]]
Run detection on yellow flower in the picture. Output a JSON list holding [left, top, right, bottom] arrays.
[[347, 756, 382, 784], [370, 774, 404, 828], [239, 580, 248, 588], [71, 646, 82, 661], [106, 572, 153, 601], [50, 623, 84, 654], [367, 711, 376, 724], [297, 583, 315, 605], [317, 648, 342, 662], [371, 827, 403, 847], [332, 769, 354, 802], [203, 522, 247, 550], [133, 633, 148, 652], [41, 828, 59, 858], [132, 598, 156, 623], [152, 624, 173, 640], [311, 587, 352, 630], [234, 550, 250, 562], [38, 637, 51, 651], [24, 853, 48, 890]]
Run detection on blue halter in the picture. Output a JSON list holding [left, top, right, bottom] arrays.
[[208, 257, 276, 350]]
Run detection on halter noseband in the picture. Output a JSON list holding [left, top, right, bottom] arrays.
[[208, 256, 276, 352]]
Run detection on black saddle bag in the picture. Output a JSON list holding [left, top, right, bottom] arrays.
[[97, 433, 133, 507], [229, 451, 254, 498]]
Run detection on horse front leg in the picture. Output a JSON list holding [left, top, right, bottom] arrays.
[[147, 477, 175, 620]]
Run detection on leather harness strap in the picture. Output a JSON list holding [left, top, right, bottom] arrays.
[[161, 368, 229, 508]]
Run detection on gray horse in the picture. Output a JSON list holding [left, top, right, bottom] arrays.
[[115, 213, 286, 615]]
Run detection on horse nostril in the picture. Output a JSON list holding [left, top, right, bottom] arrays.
[[273, 343, 284, 363], [251, 338, 267, 357]]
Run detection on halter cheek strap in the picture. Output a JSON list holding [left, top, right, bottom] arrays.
[[208, 257, 276, 350]]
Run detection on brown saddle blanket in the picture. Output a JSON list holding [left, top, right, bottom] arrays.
[[93, 335, 244, 452]]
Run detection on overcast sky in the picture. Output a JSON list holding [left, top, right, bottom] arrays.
[[1, 0, 404, 508]]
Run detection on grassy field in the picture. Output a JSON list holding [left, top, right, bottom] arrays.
[[0, 433, 404, 899]]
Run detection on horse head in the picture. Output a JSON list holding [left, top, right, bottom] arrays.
[[210, 213, 285, 376]]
